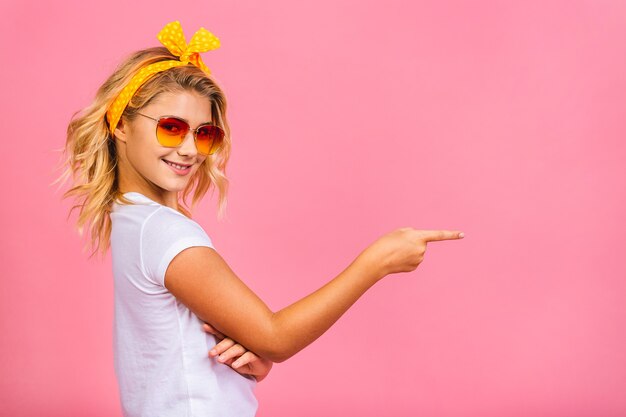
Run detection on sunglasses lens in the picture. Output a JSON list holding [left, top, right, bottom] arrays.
[[196, 125, 225, 155], [156, 117, 189, 147], [154, 116, 224, 155]]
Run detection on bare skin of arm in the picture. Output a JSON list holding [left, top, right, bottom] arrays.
[[165, 228, 464, 363]]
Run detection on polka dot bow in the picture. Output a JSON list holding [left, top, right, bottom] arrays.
[[106, 20, 221, 135]]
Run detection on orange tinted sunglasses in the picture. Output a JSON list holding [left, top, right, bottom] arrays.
[[136, 112, 224, 155]]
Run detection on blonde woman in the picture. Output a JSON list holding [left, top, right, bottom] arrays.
[[55, 21, 464, 417]]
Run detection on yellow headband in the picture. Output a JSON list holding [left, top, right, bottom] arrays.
[[106, 20, 221, 135]]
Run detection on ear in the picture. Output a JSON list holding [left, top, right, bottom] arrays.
[[113, 118, 128, 143]]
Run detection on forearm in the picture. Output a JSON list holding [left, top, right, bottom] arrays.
[[269, 253, 383, 362]]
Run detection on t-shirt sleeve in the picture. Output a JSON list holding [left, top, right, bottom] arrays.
[[140, 208, 215, 287]]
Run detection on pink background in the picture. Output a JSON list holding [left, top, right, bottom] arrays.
[[1, 1, 625, 416]]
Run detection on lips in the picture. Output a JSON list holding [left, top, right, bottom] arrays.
[[162, 159, 194, 176], [164, 159, 192, 169]]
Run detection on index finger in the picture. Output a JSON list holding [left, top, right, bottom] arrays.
[[209, 337, 236, 357], [203, 322, 226, 339], [417, 230, 465, 242]]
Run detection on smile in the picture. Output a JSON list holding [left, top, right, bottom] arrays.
[[162, 159, 192, 175]]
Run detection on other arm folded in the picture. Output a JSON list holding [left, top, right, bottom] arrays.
[[165, 246, 382, 363]]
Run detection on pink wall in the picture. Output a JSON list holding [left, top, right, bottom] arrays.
[[1, 1, 625, 416]]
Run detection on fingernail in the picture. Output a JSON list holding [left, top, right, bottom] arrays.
[[209, 349, 217, 356], [232, 361, 240, 368], [459, 232, 465, 238], [218, 355, 226, 362]]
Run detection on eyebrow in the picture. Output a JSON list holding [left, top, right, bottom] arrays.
[[162, 114, 215, 127]]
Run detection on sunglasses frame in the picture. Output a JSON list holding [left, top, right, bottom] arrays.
[[135, 111, 224, 155]]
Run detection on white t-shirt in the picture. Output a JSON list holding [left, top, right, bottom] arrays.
[[110, 191, 258, 417]]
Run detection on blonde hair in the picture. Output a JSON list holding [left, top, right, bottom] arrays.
[[52, 46, 231, 260]]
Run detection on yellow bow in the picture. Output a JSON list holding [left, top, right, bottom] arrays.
[[106, 20, 221, 135]]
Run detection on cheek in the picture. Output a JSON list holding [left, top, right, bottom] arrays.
[[126, 135, 162, 167], [191, 159, 206, 175]]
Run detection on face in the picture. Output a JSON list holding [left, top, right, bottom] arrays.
[[114, 90, 212, 206]]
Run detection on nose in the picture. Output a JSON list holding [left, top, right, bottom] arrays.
[[177, 129, 199, 157]]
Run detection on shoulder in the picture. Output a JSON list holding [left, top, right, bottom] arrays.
[[140, 207, 215, 286], [142, 206, 208, 239]]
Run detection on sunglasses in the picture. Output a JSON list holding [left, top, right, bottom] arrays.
[[136, 112, 225, 155]]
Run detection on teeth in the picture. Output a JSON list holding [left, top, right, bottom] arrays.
[[165, 160, 190, 170]]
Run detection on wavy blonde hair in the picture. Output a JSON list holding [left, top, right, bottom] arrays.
[[52, 46, 231, 260]]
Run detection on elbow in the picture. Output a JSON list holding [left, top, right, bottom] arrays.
[[261, 316, 296, 363], [268, 350, 291, 364], [259, 336, 291, 363], [264, 348, 291, 364]]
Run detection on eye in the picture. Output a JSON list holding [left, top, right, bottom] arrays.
[[158, 117, 188, 135], [161, 122, 180, 133], [162, 123, 179, 133]]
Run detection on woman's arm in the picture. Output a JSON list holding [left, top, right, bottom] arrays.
[[165, 228, 463, 363], [166, 246, 381, 363]]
